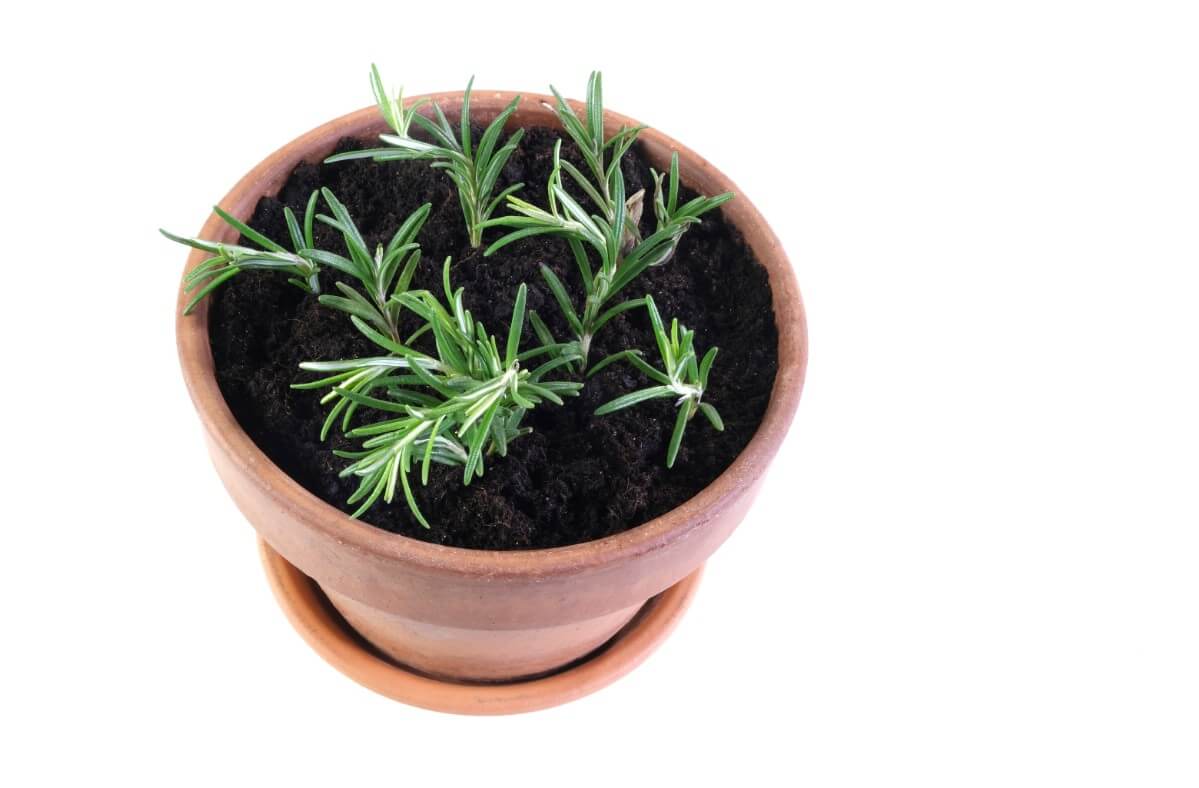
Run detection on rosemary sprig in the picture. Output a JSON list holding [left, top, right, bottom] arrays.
[[307, 187, 431, 342], [296, 258, 582, 524], [480, 73, 733, 364], [160, 191, 323, 314], [590, 296, 723, 468], [327, 65, 526, 248], [161, 188, 434, 335], [545, 71, 646, 246], [647, 150, 708, 267]]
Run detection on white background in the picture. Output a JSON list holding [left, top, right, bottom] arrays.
[[3, 1, 1197, 785]]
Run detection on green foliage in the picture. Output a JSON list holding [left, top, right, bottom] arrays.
[[590, 296, 723, 468], [480, 72, 733, 365], [166, 188, 578, 526], [546, 71, 645, 242], [160, 192, 323, 314], [160, 189, 434, 331], [165, 68, 733, 526], [327, 65, 525, 248], [308, 187, 430, 341], [296, 259, 582, 524]]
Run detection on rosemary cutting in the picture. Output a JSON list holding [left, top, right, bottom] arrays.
[[326, 65, 526, 249], [480, 72, 733, 366], [297, 258, 581, 524], [161, 191, 323, 314], [590, 296, 723, 468]]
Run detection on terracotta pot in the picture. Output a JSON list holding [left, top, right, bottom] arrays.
[[176, 90, 807, 683]]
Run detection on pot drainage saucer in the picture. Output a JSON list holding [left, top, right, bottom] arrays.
[[258, 539, 703, 715]]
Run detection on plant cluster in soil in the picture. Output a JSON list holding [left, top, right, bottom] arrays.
[[207, 127, 779, 550]]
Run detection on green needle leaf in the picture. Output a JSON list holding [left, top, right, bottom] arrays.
[[594, 385, 674, 415], [539, 265, 583, 335], [666, 404, 690, 468], [212, 205, 286, 253], [698, 402, 724, 431], [505, 284, 527, 367]]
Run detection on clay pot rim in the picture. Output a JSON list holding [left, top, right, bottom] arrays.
[[176, 89, 807, 580]]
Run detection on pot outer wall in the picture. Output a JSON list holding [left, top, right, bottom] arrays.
[[176, 91, 808, 682]]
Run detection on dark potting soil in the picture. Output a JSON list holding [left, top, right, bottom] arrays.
[[208, 128, 778, 550]]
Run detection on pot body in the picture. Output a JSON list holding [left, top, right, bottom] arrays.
[[178, 91, 807, 682], [323, 588, 641, 681]]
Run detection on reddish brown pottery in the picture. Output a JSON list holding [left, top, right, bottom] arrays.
[[176, 90, 808, 690]]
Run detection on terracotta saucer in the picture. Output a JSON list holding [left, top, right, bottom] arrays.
[[258, 539, 704, 715]]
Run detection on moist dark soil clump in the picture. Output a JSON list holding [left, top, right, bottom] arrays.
[[208, 128, 778, 549]]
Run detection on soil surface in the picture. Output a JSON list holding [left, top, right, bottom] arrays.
[[208, 127, 778, 549]]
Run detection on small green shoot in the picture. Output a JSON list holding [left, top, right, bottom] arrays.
[[327, 65, 525, 248], [161, 191, 323, 314], [590, 296, 723, 468]]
